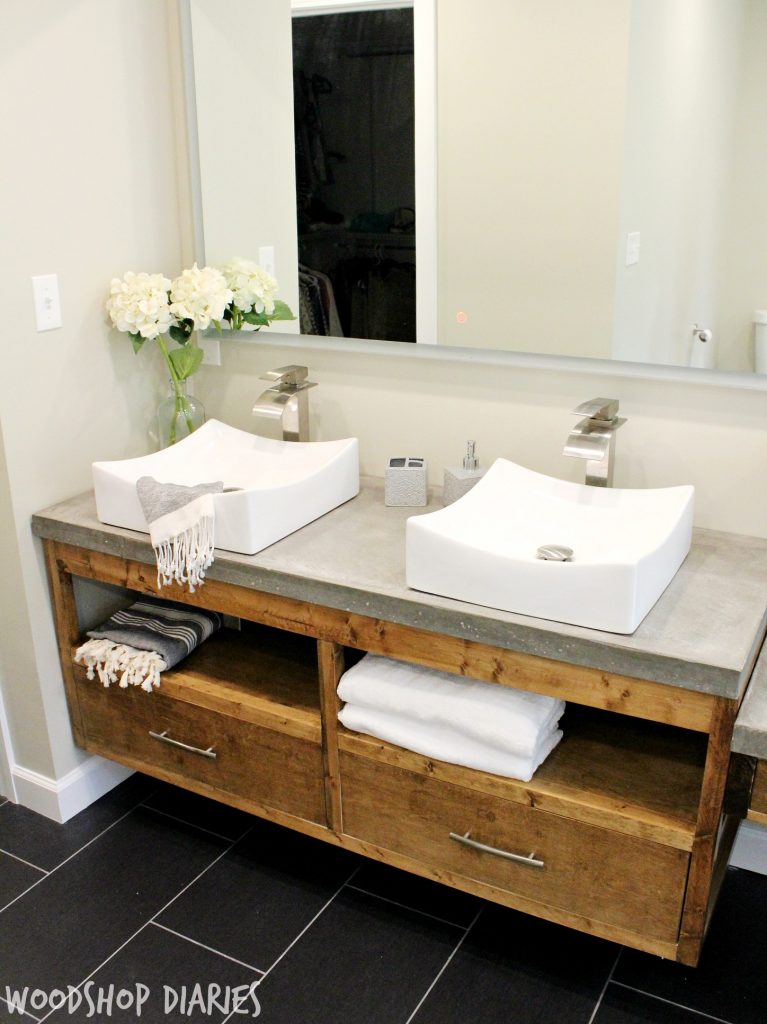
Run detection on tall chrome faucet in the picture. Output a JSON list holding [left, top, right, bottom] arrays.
[[563, 397, 626, 487], [252, 365, 317, 442]]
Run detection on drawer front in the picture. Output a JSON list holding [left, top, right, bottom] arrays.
[[76, 673, 326, 825], [341, 752, 688, 943]]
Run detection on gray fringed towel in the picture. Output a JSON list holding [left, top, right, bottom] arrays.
[[74, 599, 222, 692], [137, 476, 224, 591]]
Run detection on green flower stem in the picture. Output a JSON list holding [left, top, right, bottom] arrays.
[[156, 335, 195, 443]]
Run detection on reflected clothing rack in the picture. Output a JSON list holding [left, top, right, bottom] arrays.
[[298, 231, 416, 342]]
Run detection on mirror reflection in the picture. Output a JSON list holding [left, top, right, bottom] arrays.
[[294, 8, 416, 342], [188, 0, 767, 374]]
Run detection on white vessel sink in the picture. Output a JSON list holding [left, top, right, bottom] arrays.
[[406, 459, 694, 634], [93, 419, 359, 555]]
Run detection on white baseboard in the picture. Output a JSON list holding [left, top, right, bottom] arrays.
[[729, 820, 767, 875], [12, 755, 134, 823]]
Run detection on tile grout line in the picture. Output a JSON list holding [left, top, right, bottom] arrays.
[[0, 847, 49, 875], [585, 947, 622, 1024], [0, 782, 159, 916], [35, 827, 253, 1024], [138, 803, 245, 844], [402, 906, 484, 1024], [0, 991, 42, 1023], [0, 803, 145, 916], [609, 981, 737, 1024], [261, 863, 362, 979], [34, 925, 152, 1024], [150, 921, 265, 976], [345, 882, 471, 930], [149, 823, 256, 923], [218, 862, 363, 1024]]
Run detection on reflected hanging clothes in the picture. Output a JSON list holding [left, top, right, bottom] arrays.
[[336, 257, 415, 342], [299, 264, 343, 337]]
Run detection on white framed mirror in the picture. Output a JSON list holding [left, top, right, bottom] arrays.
[[182, 0, 767, 387]]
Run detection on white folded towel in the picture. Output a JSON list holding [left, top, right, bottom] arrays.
[[338, 653, 564, 759], [339, 703, 563, 782]]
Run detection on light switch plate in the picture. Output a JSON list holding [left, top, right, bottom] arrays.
[[259, 245, 275, 277], [32, 273, 62, 331], [625, 231, 641, 266]]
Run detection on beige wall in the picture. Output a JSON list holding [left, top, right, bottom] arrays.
[[0, 0, 184, 782], [0, 423, 43, 794], [196, 339, 767, 538], [437, 0, 631, 355], [717, 0, 767, 371], [612, 0, 747, 367]]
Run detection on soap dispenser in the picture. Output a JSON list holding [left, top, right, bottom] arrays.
[[443, 441, 486, 505]]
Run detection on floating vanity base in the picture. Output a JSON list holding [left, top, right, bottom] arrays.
[[37, 531, 757, 968]]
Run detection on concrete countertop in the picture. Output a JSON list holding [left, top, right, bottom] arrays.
[[32, 481, 767, 702], [733, 644, 767, 759]]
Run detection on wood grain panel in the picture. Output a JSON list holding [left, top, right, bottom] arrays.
[[341, 752, 689, 944], [677, 698, 738, 965], [74, 665, 326, 825], [50, 541, 716, 730], [318, 640, 344, 831], [43, 542, 86, 745], [748, 760, 767, 825], [338, 705, 705, 849]]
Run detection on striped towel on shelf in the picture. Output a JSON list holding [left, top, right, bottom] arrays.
[[74, 599, 221, 692]]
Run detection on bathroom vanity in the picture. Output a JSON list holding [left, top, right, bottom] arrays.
[[32, 484, 767, 967]]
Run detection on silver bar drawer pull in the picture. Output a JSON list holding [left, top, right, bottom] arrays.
[[149, 730, 217, 759], [449, 831, 544, 869]]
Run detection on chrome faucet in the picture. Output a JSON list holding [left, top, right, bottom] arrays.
[[252, 365, 317, 442], [563, 397, 626, 487]]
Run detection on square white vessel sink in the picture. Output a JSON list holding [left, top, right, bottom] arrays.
[[93, 419, 360, 555], [406, 459, 694, 634]]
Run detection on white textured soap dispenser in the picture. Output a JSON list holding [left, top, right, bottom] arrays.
[[443, 441, 486, 505]]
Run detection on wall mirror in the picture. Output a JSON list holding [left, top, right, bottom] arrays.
[[184, 0, 767, 382]]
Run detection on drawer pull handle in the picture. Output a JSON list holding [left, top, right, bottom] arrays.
[[449, 831, 544, 869], [148, 730, 217, 759]]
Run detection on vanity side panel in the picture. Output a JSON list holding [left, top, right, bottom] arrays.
[[677, 698, 738, 965], [43, 540, 86, 745], [748, 760, 767, 824]]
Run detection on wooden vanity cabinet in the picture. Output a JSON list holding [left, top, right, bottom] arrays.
[[72, 627, 327, 826], [42, 538, 749, 967]]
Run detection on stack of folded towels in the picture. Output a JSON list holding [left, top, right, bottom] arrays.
[[338, 654, 565, 782]]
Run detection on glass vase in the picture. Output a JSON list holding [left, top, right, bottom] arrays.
[[157, 379, 205, 448]]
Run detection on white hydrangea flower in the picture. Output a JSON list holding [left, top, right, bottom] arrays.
[[169, 264, 232, 330], [221, 256, 279, 316], [105, 271, 173, 339]]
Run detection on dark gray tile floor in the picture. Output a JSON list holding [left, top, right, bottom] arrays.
[[0, 774, 763, 1024]]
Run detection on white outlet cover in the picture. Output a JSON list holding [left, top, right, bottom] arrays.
[[31, 273, 62, 331]]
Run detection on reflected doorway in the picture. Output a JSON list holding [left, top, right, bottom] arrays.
[[292, 5, 416, 342]]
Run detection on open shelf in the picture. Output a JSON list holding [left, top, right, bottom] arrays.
[[338, 704, 707, 849], [74, 623, 322, 744]]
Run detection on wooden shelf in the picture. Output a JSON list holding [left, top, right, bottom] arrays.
[[74, 624, 322, 744], [338, 705, 707, 849]]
